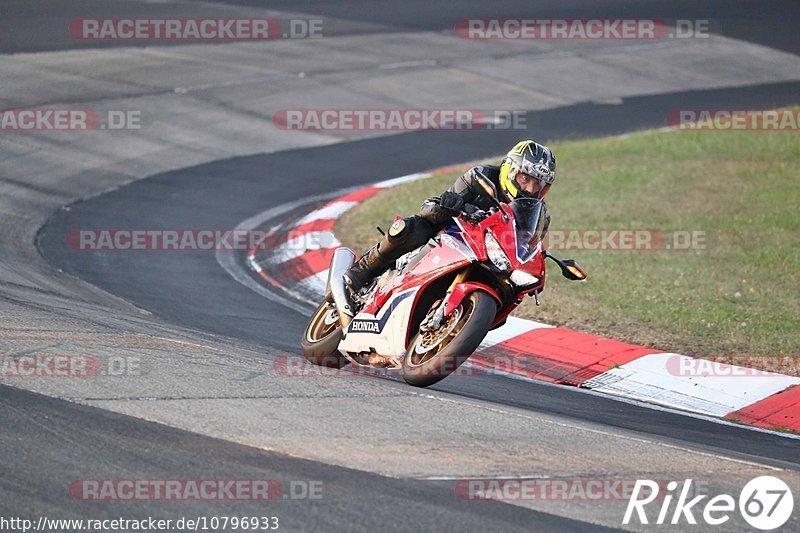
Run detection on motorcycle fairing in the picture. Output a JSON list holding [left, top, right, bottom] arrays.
[[345, 289, 414, 335], [359, 225, 474, 317], [339, 218, 481, 358], [338, 288, 418, 358], [440, 221, 478, 262]]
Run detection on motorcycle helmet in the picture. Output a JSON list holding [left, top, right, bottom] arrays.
[[499, 140, 556, 200]]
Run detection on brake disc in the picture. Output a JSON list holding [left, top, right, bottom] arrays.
[[414, 306, 462, 354]]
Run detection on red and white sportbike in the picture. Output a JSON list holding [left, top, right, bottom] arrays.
[[301, 175, 587, 387]]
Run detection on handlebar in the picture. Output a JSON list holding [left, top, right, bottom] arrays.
[[460, 203, 492, 224]]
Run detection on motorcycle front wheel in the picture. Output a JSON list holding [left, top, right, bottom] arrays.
[[301, 296, 349, 368], [402, 291, 496, 387]]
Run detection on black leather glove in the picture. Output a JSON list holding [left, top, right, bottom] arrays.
[[438, 191, 465, 213]]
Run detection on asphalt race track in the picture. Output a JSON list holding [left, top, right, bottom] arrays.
[[39, 77, 800, 450], [1, 385, 603, 532], [35, 83, 800, 530], [3, 1, 800, 531]]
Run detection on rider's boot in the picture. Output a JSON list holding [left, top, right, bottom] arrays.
[[343, 243, 393, 294], [343, 216, 434, 294]]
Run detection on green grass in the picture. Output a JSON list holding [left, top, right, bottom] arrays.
[[336, 121, 800, 366]]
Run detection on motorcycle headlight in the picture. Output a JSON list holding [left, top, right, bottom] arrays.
[[509, 269, 539, 289], [485, 232, 511, 271]]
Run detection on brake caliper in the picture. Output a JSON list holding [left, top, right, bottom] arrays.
[[419, 299, 445, 332]]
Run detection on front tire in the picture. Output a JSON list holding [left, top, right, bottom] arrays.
[[301, 297, 348, 368], [402, 291, 496, 387]]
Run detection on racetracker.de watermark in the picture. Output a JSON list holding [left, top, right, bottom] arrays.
[[1, 109, 141, 131], [69, 18, 323, 40], [0, 354, 140, 378], [67, 229, 274, 251], [542, 229, 706, 251], [456, 478, 677, 501], [271, 355, 488, 378], [67, 228, 708, 252], [666, 355, 799, 377], [455, 19, 710, 40], [69, 479, 322, 501], [273, 109, 527, 131], [667, 109, 800, 131]]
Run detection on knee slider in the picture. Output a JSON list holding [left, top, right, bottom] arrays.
[[387, 217, 410, 240], [379, 216, 432, 260]]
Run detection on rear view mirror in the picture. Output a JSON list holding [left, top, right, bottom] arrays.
[[463, 172, 496, 198], [544, 251, 588, 281], [467, 172, 507, 219], [560, 259, 587, 281], [474, 174, 496, 197]]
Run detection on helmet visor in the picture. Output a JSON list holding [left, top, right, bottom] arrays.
[[518, 157, 555, 199], [512, 170, 551, 200]]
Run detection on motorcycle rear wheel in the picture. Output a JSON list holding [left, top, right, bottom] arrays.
[[402, 291, 495, 387], [301, 296, 349, 368]]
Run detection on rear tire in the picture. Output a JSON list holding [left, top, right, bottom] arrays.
[[301, 297, 349, 368], [402, 291, 495, 387]]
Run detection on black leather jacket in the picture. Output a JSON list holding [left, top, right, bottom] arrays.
[[448, 165, 509, 207], [420, 165, 549, 228]]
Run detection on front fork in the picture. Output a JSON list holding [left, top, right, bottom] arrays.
[[420, 268, 502, 331], [419, 269, 470, 332]]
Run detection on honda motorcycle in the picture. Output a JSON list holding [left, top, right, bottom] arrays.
[[301, 175, 587, 387]]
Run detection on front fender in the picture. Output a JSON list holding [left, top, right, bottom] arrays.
[[443, 282, 501, 318]]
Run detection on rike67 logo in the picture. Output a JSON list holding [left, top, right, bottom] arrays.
[[624, 476, 794, 530]]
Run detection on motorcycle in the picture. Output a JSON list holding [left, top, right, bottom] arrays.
[[301, 174, 587, 387]]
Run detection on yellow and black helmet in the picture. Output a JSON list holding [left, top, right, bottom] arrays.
[[499, 140, 556, 200]]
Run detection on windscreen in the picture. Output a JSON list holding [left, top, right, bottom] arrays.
[[509, 198, 548, 261]]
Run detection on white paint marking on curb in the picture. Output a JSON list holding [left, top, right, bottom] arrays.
[[217, 189, 361, 317], [294, 201, 358, 225], [247, 254, 263, 273], [267, 231, 340, 264], [231, 173, 432, 307], [479, 316, 553, 350], [374, 172, 431, 188], [294, 270, 329, 297], [583, 353, 800, 417], [475, 362, 800, 442]]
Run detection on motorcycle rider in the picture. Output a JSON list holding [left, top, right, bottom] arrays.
[[343, 140, 556, 293]]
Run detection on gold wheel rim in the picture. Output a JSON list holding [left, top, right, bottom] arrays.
[[305, 304, 339, 343], [409, 298, 475, 367]]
